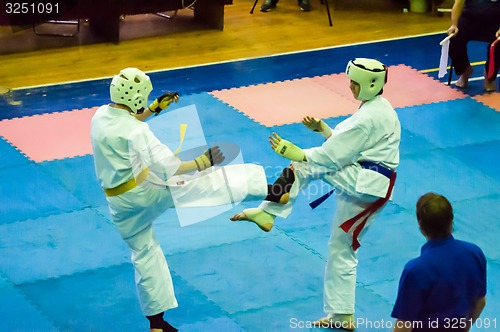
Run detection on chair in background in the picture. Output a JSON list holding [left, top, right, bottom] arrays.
[[32, 19, 80, 37]]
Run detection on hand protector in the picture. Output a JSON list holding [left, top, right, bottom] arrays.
[[194, 146, 225, 171], [302, 116, 332, 138], [148, 91, 179, 116], [270, 133, 305, 162]]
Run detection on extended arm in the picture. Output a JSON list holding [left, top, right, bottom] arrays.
[[269, 132, 307, 162], [133, 92, 179, 122], [174, 146, 225, 175], [269, 116, 333, 162]]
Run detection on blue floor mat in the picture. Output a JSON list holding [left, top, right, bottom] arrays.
[[17, 263, 144, 332], [398, 127, 440, 156], [398, 98, 500, 149], [166, 272, 244, 332], [453, 195, 500, 261], [481, 261, 500, 321], [153, 208, 270, 254], [444, 140, 500, 181], [0, 276, 57, 331], [166, 233, 325, 315], [392, 150, 500, 210], [0, 137, 31, 169], [0, 163, 85, 225], [0, 208, 129, 284], [39, 155, 108, 209]]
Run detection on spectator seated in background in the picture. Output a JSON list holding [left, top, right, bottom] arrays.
[[447, 0, 500, 92]]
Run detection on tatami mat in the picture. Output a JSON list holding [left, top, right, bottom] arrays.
[[0, 276, 58, 331], [0, 136, 30, 169], [392, 150, 500, 210], [1, 34, 499, 331], [167, 234, 325, 315], [474, 91, 500, 111], [397, 98, 500, 148], [39, 155, 108, 208], [209, 65, 468, 128], [0, 108, 97, 162], [0, 163, 85, 224], [209, 78, 357, 127], [0, 208, 128, 284]]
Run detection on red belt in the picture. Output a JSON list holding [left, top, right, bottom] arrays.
[[487, 38, 499, 81], [339, 172, 397, 251]]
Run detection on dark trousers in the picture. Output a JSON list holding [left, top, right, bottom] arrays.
[[449, 14, 500, 80]]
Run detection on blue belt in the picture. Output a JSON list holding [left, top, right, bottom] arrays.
[[309, 161, 394, 209], [358, 161, 394, 178]]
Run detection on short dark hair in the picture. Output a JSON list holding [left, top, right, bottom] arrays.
[[416, 193, 453, 239]]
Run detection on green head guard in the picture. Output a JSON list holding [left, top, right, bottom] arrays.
[[346, 58, 388, 101], [110, 68, 153, 113]]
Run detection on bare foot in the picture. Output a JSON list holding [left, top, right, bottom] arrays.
[[230, 212, 248, 221], [484, 78, 496, 92], [456, 66, 473, 88], [230, 208, 275, 232]]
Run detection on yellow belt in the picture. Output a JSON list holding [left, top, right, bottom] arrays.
[[103, 167, 149, 197]]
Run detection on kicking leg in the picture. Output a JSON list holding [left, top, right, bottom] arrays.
[[264, 166, 295, 204], [230, 165, 296, 231]]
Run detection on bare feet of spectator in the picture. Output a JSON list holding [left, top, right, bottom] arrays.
[[456, 65, 473, 88], [484, 78, 496, 92]]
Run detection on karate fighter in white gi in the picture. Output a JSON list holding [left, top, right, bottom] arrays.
[[231, 58, 401, 330], [90, 68, 270, 332]]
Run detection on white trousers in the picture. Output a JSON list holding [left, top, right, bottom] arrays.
[[106, 164, 267, 316], [259, 161, 381, 315]]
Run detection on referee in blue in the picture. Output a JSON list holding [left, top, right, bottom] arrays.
[[391, 192, 487, 332]]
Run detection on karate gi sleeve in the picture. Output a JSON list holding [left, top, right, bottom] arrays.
[[305, 119, 370, 169], [128, 123, 182, 181]]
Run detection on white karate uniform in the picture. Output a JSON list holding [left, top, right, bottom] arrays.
[[260, 95, 400, 315], [91, 105, 267, 316]]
